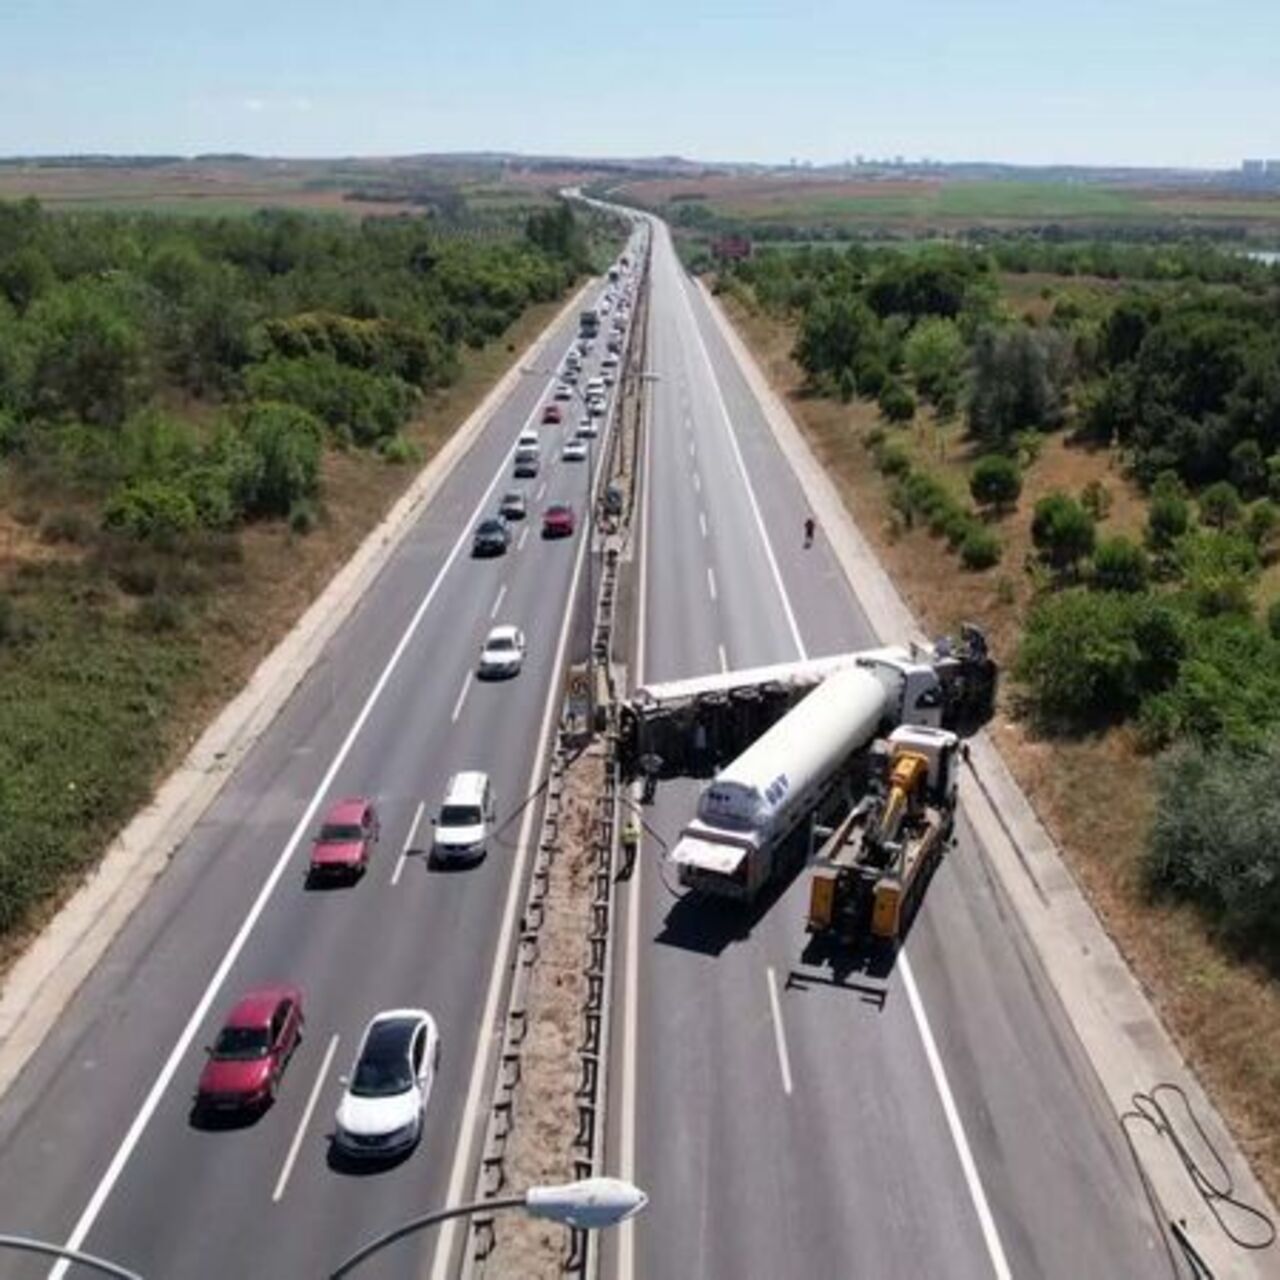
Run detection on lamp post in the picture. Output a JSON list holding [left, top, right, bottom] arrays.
[[328, 1176, 648, 1278]]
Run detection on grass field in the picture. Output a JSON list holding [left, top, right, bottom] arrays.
[[621, 173, 1280, 234]]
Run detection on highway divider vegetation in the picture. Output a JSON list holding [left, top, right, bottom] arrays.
[[719, 240, 1280, 965], [0, 195, 610, 947]]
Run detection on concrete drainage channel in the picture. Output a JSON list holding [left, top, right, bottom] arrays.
[[463, 240, 651, 1280]]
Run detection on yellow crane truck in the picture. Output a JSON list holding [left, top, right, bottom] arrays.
[[807, 724, 961, 947]]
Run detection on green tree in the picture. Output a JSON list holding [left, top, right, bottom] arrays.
[[903, 317, 966, 407], [1198, 480, 1243, 530], [1229, 439, 1266, 498], [241, 402, 323, 516], [1031, 491, 1096, 571], [1246, 499, 1280, 557], [1146, 492, 1190, 553], [969, 454, 1022, 515], [967, 324, 1071, 449], [1092, 536, 1149, 592], [877, 381, 916, 423]]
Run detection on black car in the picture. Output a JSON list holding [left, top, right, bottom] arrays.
[[472, 516, 510, 557]]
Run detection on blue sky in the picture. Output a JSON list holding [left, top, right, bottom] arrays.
[[1, 0, 1277, 167]]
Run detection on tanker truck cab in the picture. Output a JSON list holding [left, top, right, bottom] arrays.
[[855, 653, 946, 730]]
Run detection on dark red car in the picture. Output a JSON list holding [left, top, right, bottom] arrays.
[[309, 797, 379, 880], [543, 503, 576, 538], [541, 403, 563, 425], [195, 984, 304, 1113]]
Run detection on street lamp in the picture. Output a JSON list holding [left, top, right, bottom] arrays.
[[328, 1177, 648, 1278]]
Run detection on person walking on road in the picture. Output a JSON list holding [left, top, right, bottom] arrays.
[[803, 516, 815, 549], [619, 815, 641, 881]]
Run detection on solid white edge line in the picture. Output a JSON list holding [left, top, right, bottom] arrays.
[[389, 800, 425, 888], [489, 582, 508, 619], [902, 954, 1013, 1280], [271, 1032, 339, 1204], [430, 357, 609, 1280], [765, 966, 793, 1097], [675, 234, 1012, 1280], [49, 316, 571, 1280], [451, 672, 473, 724]]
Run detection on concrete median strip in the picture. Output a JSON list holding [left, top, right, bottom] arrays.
[[0, 280, 592, 1107], [695, 276, 1279, 1280]]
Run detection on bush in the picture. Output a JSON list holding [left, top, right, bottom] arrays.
[[1015, 590, 1183, 728], [1199, 480, 1243, 530], [241, 402, 323, 517], [1175, 529, 1258, 617], [1147, 739, 1280, 960], [873, 441, 912, 477], [960, 525, 1002, 570], [40, 510, 94, 545], [1080, 479, 1112, 521], [1245, 499, 1279, 556], [378, 434, 422, 466], [969, 455, 1022, 514], [878, 381, 916, 423], [102, 480, 198, 542], [288, 499, 318, 535], [1267, 599, 1280, 641], [1092, 536, 1150, 592], [1031, 491, 1096, 571], [1146, 491, 1190, 552]]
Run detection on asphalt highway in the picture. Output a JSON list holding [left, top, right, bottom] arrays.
[[0, 256, 637, 1280], [607, 218, 1169, 1280]]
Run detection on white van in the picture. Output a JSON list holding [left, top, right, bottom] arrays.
[[517, 427, 539, 449], [432, 771, 494, 864]]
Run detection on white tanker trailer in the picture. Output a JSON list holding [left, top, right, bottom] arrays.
[[671, 657, 947, 900]]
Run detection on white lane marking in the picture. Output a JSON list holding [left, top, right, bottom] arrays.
[[675, 266, 805, 657], [688, 440, 696, 459], [490, 582, 507, 619], [718, 643, 729, 673], [765, 967, 793, 1097], [451, 672, 473, 724], [902, 954, 1012, 1279], [617, 369, 653, 1280], [692, 471, 701, 493], [431, 418, 602, 1280], [537, 482, 547, 502], [699, 511, 708, 539], [517, 526, 530, 552], [50, 317, 573, 1280], [390, 800, 424, 888], [272, 1033, 338, 1204], [675, 242, 1012, 1280], [706, 566, 718, 601]]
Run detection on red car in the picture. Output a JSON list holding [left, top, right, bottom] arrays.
[[195, 985, 304, 1113], [309, 797, 379, 880], [543, 503, 576, 538], [541, 403, 563, 425]]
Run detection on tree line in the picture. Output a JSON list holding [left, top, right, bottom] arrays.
[[725, 241, 1280, 965]]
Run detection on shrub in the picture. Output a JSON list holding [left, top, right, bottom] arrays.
[[103, 480, 198, 542], [969, 455, 1022, 514], [1267, 599, 1280, 641], [1092, 536, 1149, 593], [378, 434, 422, 466], [960, 525, 1002, 570], [40, 510, 94, 545], [874, 441, 912, 477], [1080, 479, 1112, 521], [1198, 480, 1243, 530], [1245, 499, 1279, 556], [863, 425, 886, 451], [1031, 491, 1096, 571], [1175, 529, 1258, 618], [878, 381, 916, 423], [1229, 439, 1266, 498], [1146, 739, 1280, 960], [1015, 590, 1182, 728], [241, 402, 323, 517], [1146, 492, 1190, 552], [288, 499, 318, 535]]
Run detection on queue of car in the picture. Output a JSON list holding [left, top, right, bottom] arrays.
[[191, 259, 639, 1167]]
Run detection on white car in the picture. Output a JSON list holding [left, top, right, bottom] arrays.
[[603, 370, 616, 386], [562, 439, 589, 462], [334, 1010, 439, 1160], [577, 417, 599, 438], [554, 383, 573, 401], [478, 624, 526, 678], [602, 352, 619, 369]]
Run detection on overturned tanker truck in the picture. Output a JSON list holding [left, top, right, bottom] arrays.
[[617, 627, 995, 903]]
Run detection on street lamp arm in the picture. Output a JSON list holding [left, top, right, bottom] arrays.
[[0, 1234, 143, 1280], [328, 1195, 526, 1279]]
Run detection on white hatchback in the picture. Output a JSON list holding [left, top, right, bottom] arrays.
[[478, 624, 526, 678]]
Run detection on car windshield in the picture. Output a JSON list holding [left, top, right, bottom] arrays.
[[503, 493, 522, 506], [478, 520, 503, 534], [213, 1026, 271, 1060], [440, 804, 482, 826], [351, 1023, 415, 1097], [320, 823, 362, 842]]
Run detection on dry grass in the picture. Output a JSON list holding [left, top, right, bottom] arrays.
[[721, 292, 1280, 1205]]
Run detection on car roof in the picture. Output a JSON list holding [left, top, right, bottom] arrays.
[[547, 502, 573, 514], [324, 796, 370, 825], [444, 771, 489, 803], [487, 624, 520, 642], [225, 984, 299, 1027], [360, 1009, 432, 1056]]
